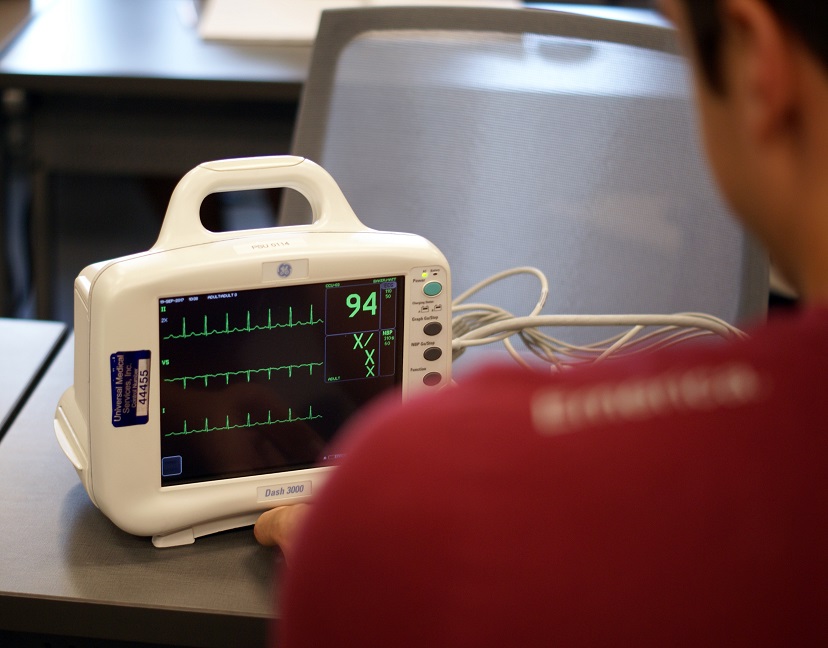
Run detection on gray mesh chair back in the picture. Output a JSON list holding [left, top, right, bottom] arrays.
[[280, 7, 768, 356]]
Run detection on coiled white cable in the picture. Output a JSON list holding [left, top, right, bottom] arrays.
[[450, 267, 747, 370]]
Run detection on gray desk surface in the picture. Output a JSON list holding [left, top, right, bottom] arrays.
[[0, 0, 311, 100], [0, 317, 66, 437], [0, 0, 309, 173], [0, 335, 283, 647]]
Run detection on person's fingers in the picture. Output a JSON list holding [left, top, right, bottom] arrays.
[[254, 504, 310, 556]]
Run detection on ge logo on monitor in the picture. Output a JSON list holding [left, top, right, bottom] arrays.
[[277, 263, 292, 278]]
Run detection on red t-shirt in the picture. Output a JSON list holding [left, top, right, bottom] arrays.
[[278, 307, 828, 646]]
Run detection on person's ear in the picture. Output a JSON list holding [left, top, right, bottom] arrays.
[[654, 0, 677, 24], [722, 0, 796, 142]]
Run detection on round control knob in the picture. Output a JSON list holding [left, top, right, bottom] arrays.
[[423, 372, 442, 387], [423, 347, 443, 361], [423, 322, 442, 336]]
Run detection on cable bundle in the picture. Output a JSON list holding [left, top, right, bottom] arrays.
[[451, 267, 748, 370]]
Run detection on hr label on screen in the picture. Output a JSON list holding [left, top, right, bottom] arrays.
[[257, 481, 312, 502]]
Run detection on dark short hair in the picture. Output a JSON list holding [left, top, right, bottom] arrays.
[[677, 0, 828, 91]]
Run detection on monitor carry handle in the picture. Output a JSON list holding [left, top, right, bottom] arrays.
[[152, 155, 368, 251]]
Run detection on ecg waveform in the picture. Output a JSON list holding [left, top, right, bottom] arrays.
[[166, 406, 322, 437], [164, 361, 323, 389], [163, 305, 323, 341]]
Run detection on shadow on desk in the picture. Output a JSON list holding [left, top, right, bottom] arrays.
[[60, 481, 277, 587]]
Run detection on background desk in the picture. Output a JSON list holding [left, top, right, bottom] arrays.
[[0, 0, 312, 320], [0, 335, 281, 647], [0, 316, 66, 437]]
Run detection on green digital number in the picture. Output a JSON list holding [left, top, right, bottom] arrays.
[[346, 291, 378, 318]]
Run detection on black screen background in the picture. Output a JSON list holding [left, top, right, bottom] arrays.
[[158, 276, 404, 486]]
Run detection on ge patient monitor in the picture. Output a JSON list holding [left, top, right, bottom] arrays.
[[54, 156, 451, 547]]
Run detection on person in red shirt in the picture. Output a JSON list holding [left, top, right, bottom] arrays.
[[256, 0, 828, 644]]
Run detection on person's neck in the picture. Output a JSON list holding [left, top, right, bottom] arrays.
[[768, 57, 828, 307], [776, 184, 828, 307]]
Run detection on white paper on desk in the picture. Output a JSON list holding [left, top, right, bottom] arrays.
[[198, 0, 520, 45]]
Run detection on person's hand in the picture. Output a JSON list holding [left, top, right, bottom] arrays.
[[254, 503, 310, 559]]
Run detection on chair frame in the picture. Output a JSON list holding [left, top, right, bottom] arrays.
[[287, 6, 768, 324]]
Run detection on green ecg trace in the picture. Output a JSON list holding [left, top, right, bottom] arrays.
[[166, 406, 321, 437], [164, 362, 323, 389], [163, 305, 322, 340]]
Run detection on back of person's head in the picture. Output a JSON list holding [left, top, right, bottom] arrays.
[[677, 0, 828, 90]]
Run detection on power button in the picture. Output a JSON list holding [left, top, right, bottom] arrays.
[[423, 281, 443, 297]]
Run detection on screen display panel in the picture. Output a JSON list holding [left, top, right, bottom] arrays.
[[158, 276, 404, 486]]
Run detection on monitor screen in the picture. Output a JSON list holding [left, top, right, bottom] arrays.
[[158, 275, 405, 486]]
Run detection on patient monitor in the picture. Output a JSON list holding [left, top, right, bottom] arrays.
[[54, 156, 451, 547]]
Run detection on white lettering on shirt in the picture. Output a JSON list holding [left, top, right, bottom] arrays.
[[532, 362, 763, 436]]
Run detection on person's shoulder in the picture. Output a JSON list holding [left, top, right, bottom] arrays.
[[282, 309, 828, 648], [526, 305, 828, 435]]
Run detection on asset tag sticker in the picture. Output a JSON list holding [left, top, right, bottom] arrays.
[[110, 350, 151, 427]]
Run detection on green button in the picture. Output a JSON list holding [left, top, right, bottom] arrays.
[[423, 281, 443, 297]]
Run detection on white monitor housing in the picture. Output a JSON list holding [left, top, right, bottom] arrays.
[[54, 156, 451, 547]]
